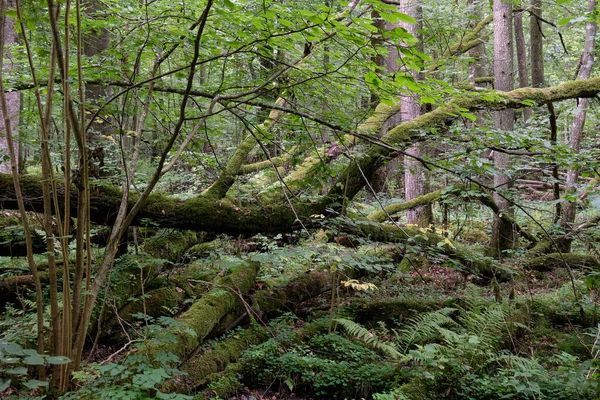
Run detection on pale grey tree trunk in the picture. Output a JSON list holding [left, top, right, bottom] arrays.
[[400, 0, 431, 228], [84, 0, 110, 139], [514, 9, 531, 121], [370, 11, 402, 193], [468, 0, 487, 87], [530, 0, 544, 88], [490, 0, 515, 258], [561, 0, 597, 237], [0, 0, 20, 174]]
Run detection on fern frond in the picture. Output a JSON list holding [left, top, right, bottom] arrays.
[[334, 318, 402, 359], [395, 307, 457, 352], [459, 303, 508, 349]]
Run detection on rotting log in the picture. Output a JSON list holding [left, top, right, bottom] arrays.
[[343, 221, 516, 280], [100, 261, 223, 339], [525, 253, 600, 272], [350, 295, 457, 325], [367, 189, 444, 222], [368, 185, 540, 244], [327, 77, 600, 204], [162, 325, 269, 394], [253, 270, 329, 316], [2, 79, 600, 234], [141, 260, 259, 361], [237, 146, 298, 175], [0, 173, 326, 234], [160, 270, 329, 394]]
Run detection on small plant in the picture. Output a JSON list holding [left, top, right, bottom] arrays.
[[61, 317, 194, 400]]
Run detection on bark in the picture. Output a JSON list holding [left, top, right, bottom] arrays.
[[162, 270, 329, 393], [0, 0, 19, 174], [343, 221, 515, 280], [514, 9, 532, 121], [530, 0, 544, 88], [525, 253, 600, 272], [2, 78, 600, 233], [366, 185, 538, 244], [370, 10, 402, 193], [83, 0, 111, 138], [490, 0, 516, 258], [140, 260, 259, 361], [400, 0, 431, 228], [561, 0, 597, 237]]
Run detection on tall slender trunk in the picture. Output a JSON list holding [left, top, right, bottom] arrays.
[[560, 0, 597, 240], [0, 0, 19, 174], [490, 0, 515, 258], [530, 0, 544, 88], [514, 8, 531, 121], [400, 0, 431, 228], [370, 10, 402, 193]]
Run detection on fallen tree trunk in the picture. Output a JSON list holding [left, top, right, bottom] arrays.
[[161, 270, 329, 393], [525, 253, 600, 272], [140, 260, 259, 361], [2, 79, 600, 234], [344, 221, 516, 280], [0, 174, 325, 234], [366, 185, 538, 244]]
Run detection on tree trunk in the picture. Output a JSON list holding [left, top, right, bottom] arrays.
[[560, 0, 597, 238], [370, 11, 401, 193], [514, 8, 531, 121], [0, 0, 20, 174], [490, 0, 515, 258], [3, 78, 600, 234], [530, 0, 544, 88], [400, 0, 431, 228], [83, 0, 110, 140]]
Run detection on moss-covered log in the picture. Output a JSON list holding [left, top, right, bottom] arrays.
[[343, 221, 515, 280], [327, 77, 600, 203], [162, 325, 269, 394], [237, 146, 298, 175], [0, 217, 46, 256], [2, 79, 600, 235], [367, 185, 538, 244], [525, 253, 600, 272], [141, 260, 259, 361], [158, 270, 328, 394], [0, 173, 326, 234], [142, 229, 199, 262], [100, 260, 224, 339], [367, 189, 444, 222]]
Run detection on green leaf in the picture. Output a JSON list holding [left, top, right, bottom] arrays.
[[23, 379, 49, 389], [0, 379, 10, 391], [557, 17, 572, 26], [365, 71, 381, 88], [6, 367, 27, 375], [1, 10, 17, 18], [47, 356, 71, 365], [23, 354, 45, 365], [396, 13, 417, 24]]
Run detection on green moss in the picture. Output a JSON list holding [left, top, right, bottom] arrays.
[[525, 253, 600, 272], [110, 254, 170, 305], [141, 260, 259, 361], [350, 295, 456, 325], [142, 229, 198, 262], [367, 189, 443, 222], [163, 325, 269, 393], [186, 239, 227, 258]]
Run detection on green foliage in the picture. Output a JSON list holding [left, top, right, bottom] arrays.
[[226, 316, 398, 398], [334, 318, 402, 359], [61, 316, 193, 400], [0, 338, 70, 396]]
